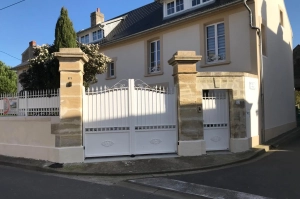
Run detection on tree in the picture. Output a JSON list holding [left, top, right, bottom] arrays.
[[19, 7, 111, 90], [54, 7, 77, 50], [0, 61, 17, 93]]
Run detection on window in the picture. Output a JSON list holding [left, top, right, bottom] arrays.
[[261, 24, 267, 56], [80, 34, 89, 44], [206, 22, 226, 63], [192, 0, 212, 7], [167, 2, 175, 15], [192, 0, 200, 6], [107, 62, 115, 78], [149, 40, 161, 74], [167, 0, 184, 15], [84, 34, 89, 43], [93, 30, 104, 41], [280, 10, 284, 27], [92, 32, 97, 41], [176, 0, 184, 12], [97, 29, 103, 39]]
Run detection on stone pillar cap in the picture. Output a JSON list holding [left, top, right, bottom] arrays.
[[54, 48, 89, 63], [168, 51, 202, 66]]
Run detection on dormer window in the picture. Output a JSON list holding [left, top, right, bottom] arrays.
[[167, 2, 175, 15], [176, 0, 184, 12], [93, 29, 104, 41], [167, 0, 184, 15], [164, 0, 214, 18], [80, 34, 89, 44]]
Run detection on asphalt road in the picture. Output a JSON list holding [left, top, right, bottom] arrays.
[[0, 165, 173, 199], [168, 133, 300, 199]]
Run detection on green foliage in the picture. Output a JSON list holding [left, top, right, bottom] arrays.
[[54, 7, 77, 51], [19, 43, 111, 90], [0, 61, 17, 93], [19, 45, 59, 90], [78, 42, 111, 87]]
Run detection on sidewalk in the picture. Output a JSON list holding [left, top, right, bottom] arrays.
[[0, 124, 299, 176]]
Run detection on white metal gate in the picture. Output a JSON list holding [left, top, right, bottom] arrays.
[[83, 79, 177, 158], [203, 90, 230, 151]]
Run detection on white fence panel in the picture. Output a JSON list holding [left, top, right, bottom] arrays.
[[203, 89, 230, 151], [0, 89, 60, 116], [84, 79, 178, 157]]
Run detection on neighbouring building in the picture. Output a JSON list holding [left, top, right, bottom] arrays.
[[12, 40, 36, 92], [294, 45, 300, 90]]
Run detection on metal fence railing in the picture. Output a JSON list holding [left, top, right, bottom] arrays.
[[0, 89, 60, 116]]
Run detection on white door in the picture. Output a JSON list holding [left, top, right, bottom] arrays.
[[202, 90, 230, 151]]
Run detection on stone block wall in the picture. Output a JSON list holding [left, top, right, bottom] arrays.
[[197, 72, 257, 139]]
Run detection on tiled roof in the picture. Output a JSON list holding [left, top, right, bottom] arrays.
[[99, 0, 242, 45]]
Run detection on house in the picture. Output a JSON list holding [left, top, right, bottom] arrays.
[[294, 45, 300, 90], [77, 0, 296, 156], [12, 40, 36, 92], [11, 0, 295, 160]]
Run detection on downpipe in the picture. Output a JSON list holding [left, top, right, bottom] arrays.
[[244, 0, 265, 143]]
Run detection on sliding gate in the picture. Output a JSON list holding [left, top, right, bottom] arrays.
[[83, 79, 177, 158]]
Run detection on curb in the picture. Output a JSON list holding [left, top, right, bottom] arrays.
[[0, 148, 266, 176]]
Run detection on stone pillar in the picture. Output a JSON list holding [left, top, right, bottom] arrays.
[[54, 48, 89, 147], [168, 51, 204, 156]]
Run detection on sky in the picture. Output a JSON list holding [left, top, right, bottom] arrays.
[[0, 0, 299, 67]]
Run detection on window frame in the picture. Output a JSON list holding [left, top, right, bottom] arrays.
[[84, 34, 89, 44], [205, 22, 226, 64], [97, 29, 103, 39], [108, 62, 115, 78], [106, 58, 117, 80], [92, 31, 97, 41], [176, 0, 184, 12], [149, 39, 161, 74], [80, 36, 85, 43], [167, 1, 175, 15], [92, 30, 104, 41], [166, 0, 184, 16]]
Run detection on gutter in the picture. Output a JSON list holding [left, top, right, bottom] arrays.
[[244, 0, 265, 143], [100, 0, 242, 47]]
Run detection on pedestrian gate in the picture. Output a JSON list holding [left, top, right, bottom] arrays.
[[83, 79, 177, 158], [203, 90, 230, 151]]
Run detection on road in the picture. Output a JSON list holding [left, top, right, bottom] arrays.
[[133, 132, 300, 199], [1, 133, 300, 199], [0, 165, 174, 199]]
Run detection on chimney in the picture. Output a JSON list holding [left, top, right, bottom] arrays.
[[29, 41, 36, 47], [90, 8, 104, 27]]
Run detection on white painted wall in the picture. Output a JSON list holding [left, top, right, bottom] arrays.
[[200, 10, 252, 73], [94, 10, 252, 88], [258, 0, 295, 132], [245, 77, 259, 139]]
